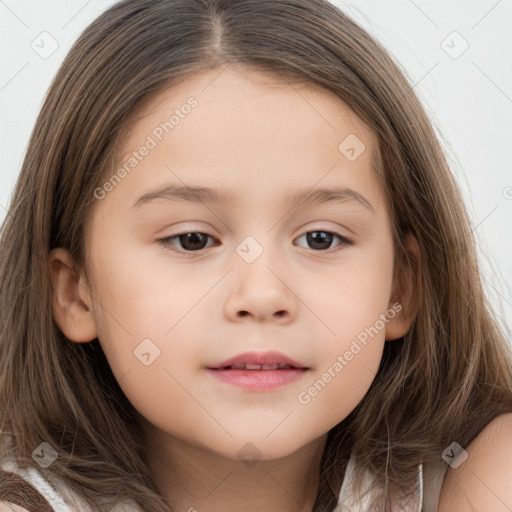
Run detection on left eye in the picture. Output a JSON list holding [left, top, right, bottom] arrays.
[[157, 230, 353, 253], [294, 230, 353, 252]]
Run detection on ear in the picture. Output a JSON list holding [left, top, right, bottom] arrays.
[[48, 248, 98, 343], [385, 230, 420, 341]]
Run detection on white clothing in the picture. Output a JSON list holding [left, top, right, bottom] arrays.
[[336, 451, 447, 511]]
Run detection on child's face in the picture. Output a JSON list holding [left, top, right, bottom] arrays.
[[69, 65, 408, 461]]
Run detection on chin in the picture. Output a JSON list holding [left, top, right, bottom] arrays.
[[210, 432, 319, 464]]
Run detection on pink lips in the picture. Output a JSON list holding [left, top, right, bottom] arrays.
[[206, 350, 309, 391]]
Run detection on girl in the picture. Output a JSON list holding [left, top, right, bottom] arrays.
[[1, 0, 512, 511]]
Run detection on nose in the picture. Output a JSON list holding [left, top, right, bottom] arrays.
[[223, 256, 296, 324]]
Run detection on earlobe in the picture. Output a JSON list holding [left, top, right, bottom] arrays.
[[385, 231, 420, 341], [48, 248, 98, 343]]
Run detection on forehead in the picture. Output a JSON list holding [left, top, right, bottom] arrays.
[[96, 65, 384, 219], [122, 64, 374, 147]]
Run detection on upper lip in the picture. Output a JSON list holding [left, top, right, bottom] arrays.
[[207, 350, 309, 370]]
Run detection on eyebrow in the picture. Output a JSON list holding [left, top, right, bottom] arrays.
[[132, 184, 376, 214]]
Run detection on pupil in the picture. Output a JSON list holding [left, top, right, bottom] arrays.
[[180, 233, 207, 251], [308, 231, 332, 250]]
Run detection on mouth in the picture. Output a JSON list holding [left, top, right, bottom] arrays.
[[211, 363, 299, 370], [206, 350, 309, 391], [207, 350, 309, 371]]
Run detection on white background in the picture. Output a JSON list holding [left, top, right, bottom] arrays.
[[0, 0, 511, 338]]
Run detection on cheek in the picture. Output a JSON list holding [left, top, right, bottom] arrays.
[[294, 287, 390, 438], [91, 240, 206, 337], [89, 245, 211, 385], [298, 329, 386, 415], [303, 245, 394, 342], [294, 246, 393, 416]]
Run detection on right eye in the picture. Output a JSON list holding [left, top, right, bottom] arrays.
[[157, 232, 219, 253]]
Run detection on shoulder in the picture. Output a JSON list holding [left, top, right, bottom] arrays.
[[438, 412, 512, 511]]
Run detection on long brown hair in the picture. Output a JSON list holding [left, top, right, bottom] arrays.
[[1, 0, 512, 510]]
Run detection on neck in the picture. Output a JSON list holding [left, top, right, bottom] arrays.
[[143, 425, 328, 512]]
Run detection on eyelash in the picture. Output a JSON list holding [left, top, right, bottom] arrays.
[[157, 229, 354, 255]]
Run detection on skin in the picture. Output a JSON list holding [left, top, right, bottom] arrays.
[[49, 64, 420, 511], [438, 412, 512, 511]]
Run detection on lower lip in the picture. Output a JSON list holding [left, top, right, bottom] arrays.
[[205, 368, 308, 391]]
